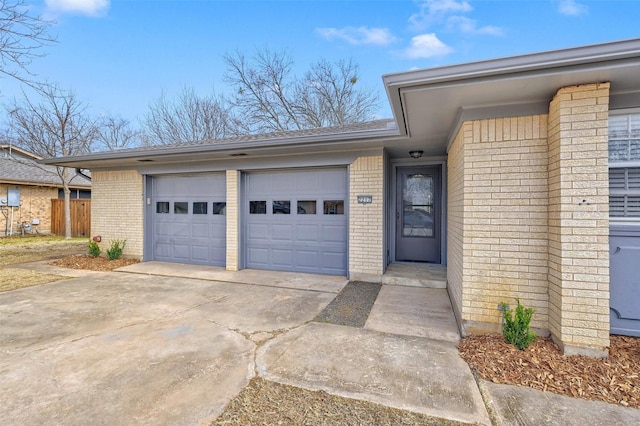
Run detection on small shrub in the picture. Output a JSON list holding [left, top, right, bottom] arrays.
[[500, 298, 536, 350], [88, 239, 101, 257], [106, 239, 126, 260]]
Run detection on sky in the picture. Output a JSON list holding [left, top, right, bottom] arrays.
[[1, 0, 640, 129]]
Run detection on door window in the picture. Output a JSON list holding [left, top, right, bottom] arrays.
[[402, 173, 434, 237]]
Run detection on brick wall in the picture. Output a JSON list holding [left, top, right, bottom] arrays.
[[225, 170, 240, 271], [453, 116, 550, 333], [91, 170, 144, 257], [349, 155, 384, 281], [447, 123, 467, 325], [548, 83, 610, 356], [0, 184, 57, 235]]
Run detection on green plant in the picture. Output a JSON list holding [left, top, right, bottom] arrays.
[[88, 239, 101, 257], [106, 239, 126, 260], [500, 298, 536, 350]]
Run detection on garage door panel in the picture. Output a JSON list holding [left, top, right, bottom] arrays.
[[322, 225, 347, 243], [151, 173, 226, 267], [296, 225, 319, 241], [271, 224, 293, 241], [272, 249, 293, 267], [245, 168, 347, 275], [191, 245, 210, 262]]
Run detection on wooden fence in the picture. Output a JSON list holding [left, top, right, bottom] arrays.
[[51, 199, 91, 237]]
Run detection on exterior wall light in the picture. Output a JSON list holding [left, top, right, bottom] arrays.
[[409, 150, 423, 159]]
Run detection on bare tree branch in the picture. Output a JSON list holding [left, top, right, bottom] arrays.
[[143, 87, 240, 145], [224, 49, 380, 132], [0, 0, 56, 88], [95, 114, 142, 151], [7, 84, 96, 238]]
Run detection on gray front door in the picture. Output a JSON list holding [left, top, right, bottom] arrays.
[[396, 166, 441, 263], [244, 168, 347, 275], [151, 173, 226, 266]]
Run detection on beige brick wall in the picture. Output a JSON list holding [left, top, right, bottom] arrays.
[[548, 83, 610, 355], [447, 123, 468, 324], [0, 184, 57, 235], [349, 155, 385, 280], [225, 170, 240, 271], [91, 170, 144, 258], [448, 82, 611, 354], [452, 116, 550, 333]]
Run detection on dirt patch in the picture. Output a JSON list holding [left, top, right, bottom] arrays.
[[0, 268, 69, 292], [212, 377, 465, 426], [0, 236, 87, 266], [314, 281, 381, 327], [458, 334, 640, 409], [50, 255, 140, 271]]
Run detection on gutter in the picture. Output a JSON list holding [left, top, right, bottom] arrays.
[[40, 125, 402, 166]]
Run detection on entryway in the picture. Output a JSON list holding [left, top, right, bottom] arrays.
[[395, 165, 442, 263]]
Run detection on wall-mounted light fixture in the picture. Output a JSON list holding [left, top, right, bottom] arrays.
[[409, 150, 423, 159]]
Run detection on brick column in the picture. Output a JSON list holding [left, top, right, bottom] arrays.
[[349, 155, 384, 281], [547, 83, 610, 356], [225, 170, 240, 271]]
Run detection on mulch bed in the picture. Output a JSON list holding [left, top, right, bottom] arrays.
[[212, 377, 464, 426], [313, 281, 382, 327], [458, 334, 640, 408], [50, 255, 140, 271]]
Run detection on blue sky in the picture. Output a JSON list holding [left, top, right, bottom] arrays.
[[2, 0, 639, 128]]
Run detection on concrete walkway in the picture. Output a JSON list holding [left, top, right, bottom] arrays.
[[2, 261, 639, 425]]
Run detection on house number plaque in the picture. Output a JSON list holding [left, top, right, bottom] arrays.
[[357, 195, 373, 204]]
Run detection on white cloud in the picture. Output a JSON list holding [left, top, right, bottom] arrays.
[[447, 16, 503, 36], [558, 0, 588, 16], [46, 0, 110, 17], [402, 33, 453, 59], [409, 0, 472, 30], [316, 26, 398, 46]]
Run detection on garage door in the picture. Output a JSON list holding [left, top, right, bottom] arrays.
[[151, 173, 226, 266], [244, 168, 347, 275]]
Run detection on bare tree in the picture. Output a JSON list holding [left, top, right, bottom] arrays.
[[0, 0, 56, 87], [8, 84, 96, 238], [143, 87, 240, 145], [95, 114, 142, 151], [224, 48, 379, 133]]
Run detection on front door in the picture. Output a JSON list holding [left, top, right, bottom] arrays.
[[396, 166, 441, 263]]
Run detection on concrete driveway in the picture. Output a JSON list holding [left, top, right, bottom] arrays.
[[0, 268, 342, 425], [0, 262, 490, 425]]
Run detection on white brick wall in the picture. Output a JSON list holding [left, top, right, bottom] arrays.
[[91, 170, 144, 258], [225, 170, 240, 271], [349, 155, 384, 280]]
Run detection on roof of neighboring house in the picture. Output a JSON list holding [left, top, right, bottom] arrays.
[[0, 145, 91, 189], [41, 37, 640, 169]]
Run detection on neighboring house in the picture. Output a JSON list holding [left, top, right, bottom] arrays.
[[0, 144, 92, 236], [44, 39, 640, 357]]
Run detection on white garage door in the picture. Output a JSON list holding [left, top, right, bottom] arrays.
[[151, 173, 226, 266], [244, 168, 348, 275]]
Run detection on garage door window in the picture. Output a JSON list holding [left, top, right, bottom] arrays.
[[212, 202, 226, 215], [323, 200, 344, 215], [193, 202, 208, 214], [273, 200, 290, 214], [174, 202, 188, 214], [610, 112, 640, 220], [298, 200, 316, 214], [250, 201, 266, 214], [156, 202, 169, 214]]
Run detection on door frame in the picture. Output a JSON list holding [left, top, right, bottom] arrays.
[[388, 158, 447, 265]]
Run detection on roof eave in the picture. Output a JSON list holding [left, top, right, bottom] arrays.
[[41, 126, 402, 168]]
